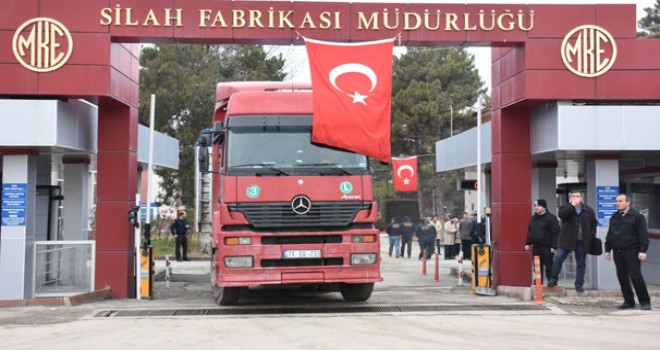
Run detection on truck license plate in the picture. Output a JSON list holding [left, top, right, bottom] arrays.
[[283, 250, 321, 259]]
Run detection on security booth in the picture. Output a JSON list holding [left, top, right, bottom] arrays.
[[0, 99, 178, 300], [437, 102, 660, 290]]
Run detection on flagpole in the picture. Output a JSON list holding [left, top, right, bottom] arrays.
[[476, 96, 482, 226]]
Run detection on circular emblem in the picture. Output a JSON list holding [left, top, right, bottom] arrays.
[[12, 17, 73, 73], [291, 195, 311, 215], [340, 181, 353, 194], [561, 25, 617, 78], [246, 185, 260, 199]]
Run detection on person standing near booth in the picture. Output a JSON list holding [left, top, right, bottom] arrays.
[[525, 199, 559, 284], [400, 216, 415, 259], [386, 217, 402, 258], [547, 191, 596, 292], [459, 213, 475, 260], [170, 211, 190, 262], [433, 216, 443, 257], [415, 218, 436, 260], [443, 216, 459, 259], [605, 194, 651, 310]]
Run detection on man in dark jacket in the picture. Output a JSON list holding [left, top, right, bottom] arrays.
[[170, 211, 190, 262], [525, 199, 560, 284], [547, 191, 597, 292], [605, 194, 651, 310], [400, 216, 416, 259], [386, 217, 402, 258], [415, 218, 437, 260], [459, 213, 474, 260]]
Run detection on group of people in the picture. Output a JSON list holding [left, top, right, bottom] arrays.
[[525, 191, 651, 310], [386, 213, 478, 261]]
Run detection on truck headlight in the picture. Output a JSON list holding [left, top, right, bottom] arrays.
[[225, 237, 251, 245], [224, 256, 253, 268], [351, 234, 377, 243], [350, 253, 377, 265]]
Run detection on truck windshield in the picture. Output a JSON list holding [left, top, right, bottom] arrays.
[[227, 125, 368, 175]]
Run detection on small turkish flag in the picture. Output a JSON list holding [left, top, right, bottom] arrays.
[[304, 37, 394, 163], [392, 156, 418, 192]]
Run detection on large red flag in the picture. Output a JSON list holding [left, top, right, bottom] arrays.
[[304, 37, 394, 163], [392, 156, 418, 192]]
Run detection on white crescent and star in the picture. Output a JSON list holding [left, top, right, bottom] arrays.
[[397, 165, 415, 185], [328, 63, 377, 105]]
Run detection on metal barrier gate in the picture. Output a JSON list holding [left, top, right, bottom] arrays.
[[33, 240, 95, 297]]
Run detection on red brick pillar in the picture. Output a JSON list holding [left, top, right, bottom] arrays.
[[95, 98, 138, 298], [490, 107, 532, 287]]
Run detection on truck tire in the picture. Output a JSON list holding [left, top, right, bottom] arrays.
[[339, 282, 374, 302], [213, 285, 240, 305]]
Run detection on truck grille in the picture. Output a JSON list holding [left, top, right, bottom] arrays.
[[261, 235, 342, 245], [260, 258, 343, 267], [228, 202, 371, 229]]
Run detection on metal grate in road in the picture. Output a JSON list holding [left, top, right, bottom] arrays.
[[95, 304, 548, 318]]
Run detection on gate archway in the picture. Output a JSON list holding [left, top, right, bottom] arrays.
[[2, 1, 658, 297]]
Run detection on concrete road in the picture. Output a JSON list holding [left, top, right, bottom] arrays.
[[1, 235, 658, 349]]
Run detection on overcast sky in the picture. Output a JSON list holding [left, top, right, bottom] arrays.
[[274, 0, 656, 90]]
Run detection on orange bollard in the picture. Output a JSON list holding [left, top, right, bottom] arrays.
[[533, 255, 544, 304], [434, 251, 440, 282], [422, 249, 427, 275]]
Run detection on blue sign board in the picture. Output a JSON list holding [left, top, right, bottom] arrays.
[[596, 186, 619, 227], [140, 202, 159, 221], [2, 183, 27, 226]]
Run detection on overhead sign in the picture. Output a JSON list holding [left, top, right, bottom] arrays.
[[98, 5, 535, 33], [2, 183, 27, 227]]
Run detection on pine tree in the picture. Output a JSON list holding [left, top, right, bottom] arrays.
[[379, 47, 486, 219], [638, 0, 660, 38], [138, 44, 286, 208]]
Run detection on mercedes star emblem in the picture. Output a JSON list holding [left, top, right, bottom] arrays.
[[291, 195, 311, 215]]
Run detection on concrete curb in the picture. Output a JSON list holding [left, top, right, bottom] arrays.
[[0, 287, 111, 308], [446, 265, 659, 302]]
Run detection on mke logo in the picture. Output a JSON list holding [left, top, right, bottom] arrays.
[[561, 25, 616, 78], [12, 17, 73, 73]]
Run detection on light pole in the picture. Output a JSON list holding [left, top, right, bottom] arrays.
[[449, 104, 454, 137]]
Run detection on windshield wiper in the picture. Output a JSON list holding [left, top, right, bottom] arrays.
[[231, 163, 290, 175], [294, 162, 352, 175]]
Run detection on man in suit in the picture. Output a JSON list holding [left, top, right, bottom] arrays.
[[547, 191, 597, 292], [605, 194, 651, 310]]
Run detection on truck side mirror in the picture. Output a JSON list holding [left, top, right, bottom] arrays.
[[197, 130, 212, 173], [213, 122, 224, 144], [198, 144, 210, 173]]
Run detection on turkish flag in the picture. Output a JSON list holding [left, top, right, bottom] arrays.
[[392, 156, 418, 192], [304, 37, 394, 163]]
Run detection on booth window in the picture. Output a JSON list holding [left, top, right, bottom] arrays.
[[629, 182, 660, 230]]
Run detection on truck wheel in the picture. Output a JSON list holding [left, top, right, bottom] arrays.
[[213, 285, 240, 305], [339, 283, 374, 302]]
